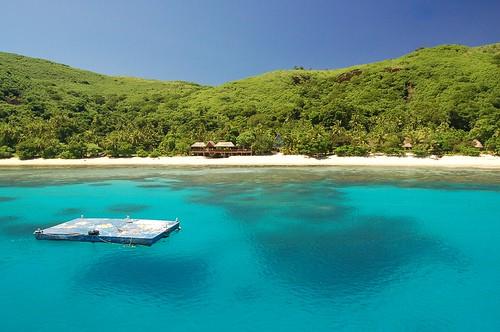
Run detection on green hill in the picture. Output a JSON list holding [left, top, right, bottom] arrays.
[[1, 43, 499, 159]]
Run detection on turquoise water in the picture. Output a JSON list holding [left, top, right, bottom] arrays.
[[0, 167, 499, 331]]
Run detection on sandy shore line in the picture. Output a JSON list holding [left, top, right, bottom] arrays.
[[0, 154, 499, 168]]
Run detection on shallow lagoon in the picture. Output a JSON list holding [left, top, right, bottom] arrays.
[[0, 167, 499, 331]]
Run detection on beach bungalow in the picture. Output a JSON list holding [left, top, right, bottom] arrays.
[[214, 141, 236, 150], [206, 141, 216, 150], [191, 142, 206, 152], [402, 138, 413, 150], [472, 139, 483, 149], [190, 141, 251, 157]]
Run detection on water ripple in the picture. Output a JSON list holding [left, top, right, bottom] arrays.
[[107, 204, 150, 214]]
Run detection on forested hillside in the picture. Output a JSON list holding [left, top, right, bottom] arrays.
[[1, 43, 499, 159]]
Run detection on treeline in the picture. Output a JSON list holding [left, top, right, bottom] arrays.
[[0, 43, 499, 159], [1, 117, 493, 159]]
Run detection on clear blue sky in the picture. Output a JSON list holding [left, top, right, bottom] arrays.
[[1, 0, 499, 85]]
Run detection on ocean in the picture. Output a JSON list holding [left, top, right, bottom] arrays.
[[0, 167, 499, 331]]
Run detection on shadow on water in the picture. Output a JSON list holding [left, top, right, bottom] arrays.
[[1, 223, 38, 237], [88, 182, 112, 187], [185, 179, 465, 298], [283, 205, 352, 225], [0, 196, 16, 202], [132, 177, 179, 188], [0, 215, 54, 238], [107, 204, 150, 214], [0, 218, 48, 238], [79, 252, 210, 302], [256, 216, 464, 297], [136, 184, 172, 189], [188, 180, 351, 224], [0, 216, 19, 222], [55, 208, 84, 216]]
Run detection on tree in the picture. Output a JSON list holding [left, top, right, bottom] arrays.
[[252, 128, 274, 155], [85, 143, 102, 158], [16, 138, 44, 160], [0, 123, 19, 148], [335, 145, 369, 157], [49, 114, 81, 143], [236, 130, 255, 149], [104, 131, 135, 157], [0, 146, 13, 159], [285, 121, 331, 155], [158, 133, 177, 155], [485, 134, 500, 155], [432, 126, 466, 153], [65, 136, 87, 158], [41, 139, 61, 158]]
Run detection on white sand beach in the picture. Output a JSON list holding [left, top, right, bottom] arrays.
[[0, 154, 499, 168]]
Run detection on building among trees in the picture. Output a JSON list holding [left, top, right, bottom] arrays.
[[190, 141, 252, 157], [472, 139, 483, 149]]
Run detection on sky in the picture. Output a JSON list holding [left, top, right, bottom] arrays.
[[1, 0, 499, 85]]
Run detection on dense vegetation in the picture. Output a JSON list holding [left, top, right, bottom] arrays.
[[1, 43, 499, 159]]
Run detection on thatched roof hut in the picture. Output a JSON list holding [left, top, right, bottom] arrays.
[[215, 141, 235, 148], [206, 141, 216, 148], [472, 139, 483, 149], [191, 142, 206, 148], [402, 138, 413, 149]]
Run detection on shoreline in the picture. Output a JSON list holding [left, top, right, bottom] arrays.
[[0, 154, 499, 169]]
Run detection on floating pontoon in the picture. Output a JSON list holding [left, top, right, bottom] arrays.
[[34, 216, 180, 246]]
